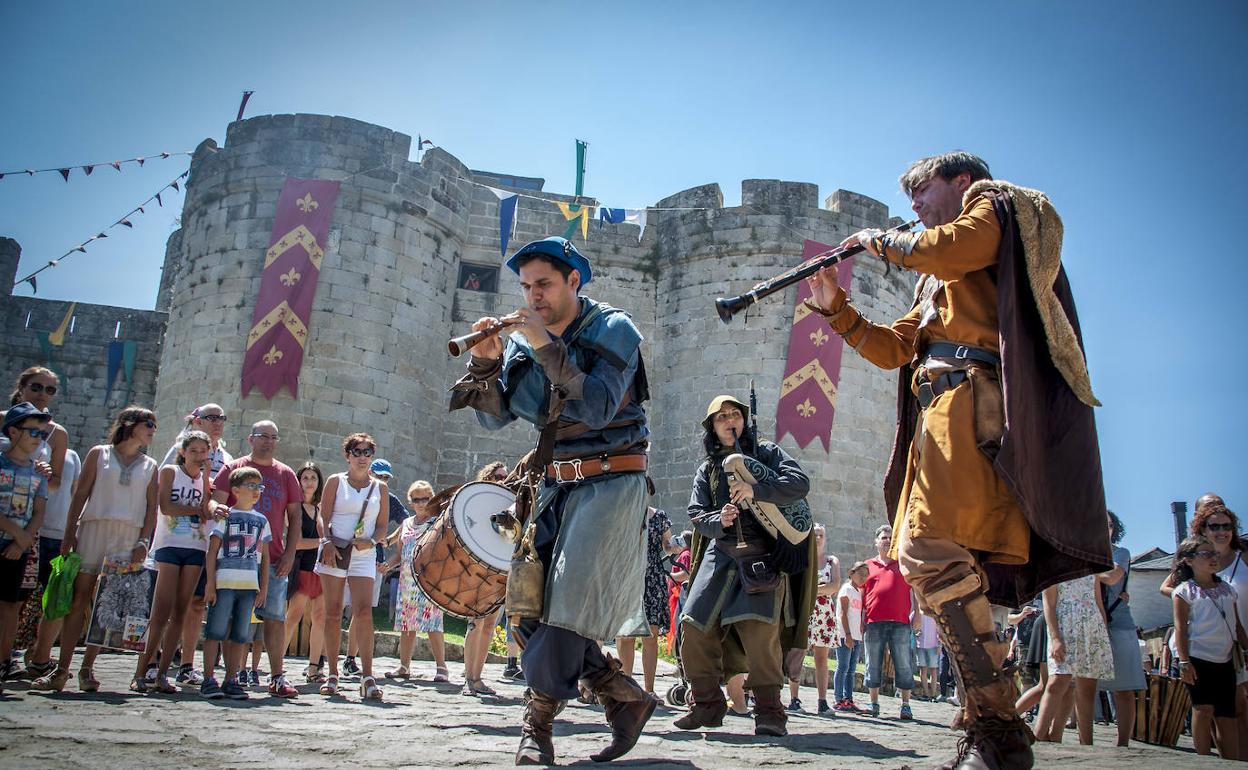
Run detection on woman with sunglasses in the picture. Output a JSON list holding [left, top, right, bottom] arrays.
[[315, 432, 388, 699], [381, 480, 447, 682], [32, 406, 159, 692], [5, 368, 69, 494], [1162, 497, 1248, 751]]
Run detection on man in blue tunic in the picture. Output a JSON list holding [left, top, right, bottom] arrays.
[[450, 236, 654, 765]]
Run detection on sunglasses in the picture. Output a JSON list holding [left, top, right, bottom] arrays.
[[409, 496, 432, 505], [237, 482, 266, 491], [131, 419, 157, 429], [27, 382, 57, 396], [1193, 550, 1219, 559], [347, 447, 375, 458], [1205, 522, 1235, 533], [199, 414, 227, 423], [20, 427, 51, 440]]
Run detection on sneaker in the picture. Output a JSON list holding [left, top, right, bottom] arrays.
[[787, 698, 802, 712], [200, 677, 224, 700], [176, 666, 204, 686], [269, 674, 298, 698], [899, 704, 913, 720], [246, 669, 261, 687], [222, 677, 250, 700], [869, 702, 880, 718], [817, 699, 832, 715], [0, 660, 18, 681], [342, 656, 360, 677], [19, 660, 56, 681], [501, 663, 522, 680]]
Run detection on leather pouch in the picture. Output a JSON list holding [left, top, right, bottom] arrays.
[[968, 365, 1005, 458], [506, 521, 545, 626]]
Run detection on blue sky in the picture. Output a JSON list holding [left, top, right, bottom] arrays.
[[2, 1, 1244, 555]]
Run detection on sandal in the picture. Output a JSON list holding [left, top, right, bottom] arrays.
[[31, 668, 70, 692], [361, 676, 383, 700], [129, 676, 149, 694], [304, 664, 326, 684], [319, 675, 339, 696], [469, 677, 497, 696], [433, 666, 449, 683], [79, 667, 100, 692], [154, 676, 178, 694], [384, 666, 409, 680]]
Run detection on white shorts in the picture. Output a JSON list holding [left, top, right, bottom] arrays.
[[313, 545, 378, 580]]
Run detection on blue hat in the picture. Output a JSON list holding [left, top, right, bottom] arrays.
[[3, 402, 51, 435], [505, 236, 593, 285], [369, 459, 394, 478]]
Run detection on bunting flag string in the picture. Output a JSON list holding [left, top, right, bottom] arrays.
[[0, 151, 193, 182], [485, 186, 520, 256], [13, 170, 190, 293]]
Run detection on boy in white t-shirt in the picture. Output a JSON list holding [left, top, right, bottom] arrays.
[[200, 468, 270, 701]]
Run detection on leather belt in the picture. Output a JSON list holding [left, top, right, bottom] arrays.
[[917, 371, 968, 410], [546, 453, 647, 483], [923, 341, 1000, 366]]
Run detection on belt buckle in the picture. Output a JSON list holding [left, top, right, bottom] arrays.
[[953, 345, 970, 360], [552, 458, 584, 483]]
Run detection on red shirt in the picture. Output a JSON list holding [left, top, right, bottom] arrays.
[[214, 456, 301, 562], [862, 556, 912, 624]]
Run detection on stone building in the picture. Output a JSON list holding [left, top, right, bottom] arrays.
[[3, 113, 915, 564]]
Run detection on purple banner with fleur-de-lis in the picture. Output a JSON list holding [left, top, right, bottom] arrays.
[[240, 178, 340, 399], [774, 240, 855, 452]]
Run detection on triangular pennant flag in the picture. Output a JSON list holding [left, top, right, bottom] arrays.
[[0, 173, 5, 181], [138, 206, 145, 214], [110, 161, 121, 171], [171, 180, 179, 192], [75, 246, 86, 253], [48, 302, 77, 346], [160, 152, 170, 159], [58, 168, 71, 181], [96, 232, 107, 239], [136, 157, 145, 166], [119, 219, 133, 228], [155, 192, 162, 207], [84, 164, 94, 175], [624, 209, 648, 242], [486, 187, 520, 256], [556, 202, 591, 241], [25, 170, 34, 176], [25, 276, 36, 293]]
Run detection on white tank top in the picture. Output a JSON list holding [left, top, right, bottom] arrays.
[[328, 474, 381, 544], [80, 445, 158, 526]]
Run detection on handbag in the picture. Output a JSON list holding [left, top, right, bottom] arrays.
[[328, 478, 376, 570]]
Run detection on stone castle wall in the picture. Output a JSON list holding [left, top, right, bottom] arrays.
[[0, 238, 165, 448], [4, 112, 914, 566]]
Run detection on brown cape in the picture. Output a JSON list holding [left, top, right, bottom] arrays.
[[882, 186, 1112, 607]]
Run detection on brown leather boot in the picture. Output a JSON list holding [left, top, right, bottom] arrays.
[[515, 688, 563, 766], [673, 684, 728, 730], [751, 687, 787, 737], [921, 568, 1033, 770], [582, 654, 656, 762]]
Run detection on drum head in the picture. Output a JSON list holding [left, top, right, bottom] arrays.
[[449, 481, 516, 572]]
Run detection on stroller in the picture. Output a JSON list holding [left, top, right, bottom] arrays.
[[664, 557, 691, 707]]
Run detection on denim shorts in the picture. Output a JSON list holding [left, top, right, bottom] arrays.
[[153, 546, 206, 567], [915, 645, 941, 669], [205, 588, 258, 643], [253, 564, 287, 622]]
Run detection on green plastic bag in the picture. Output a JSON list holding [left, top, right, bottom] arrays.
[[41, 552, 80, 620]]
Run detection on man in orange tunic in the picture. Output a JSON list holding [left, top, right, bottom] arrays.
[[808, 152, 1111, 770]]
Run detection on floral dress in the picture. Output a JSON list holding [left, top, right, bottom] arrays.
[[807, 562, 837, 648], [1048, 574, 1114, 679], [396, 518, 443, 633], [642, 508, 673, 631]]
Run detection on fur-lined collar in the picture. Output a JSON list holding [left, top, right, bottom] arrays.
[[964, 179, 1100, 408]]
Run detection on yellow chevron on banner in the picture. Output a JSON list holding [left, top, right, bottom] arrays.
[[47, 302, 77, 346], [245, 300, 309, 351], [264, 225, 324, 270], [779, 359, 839, 406], [555, 202, 590, 240], [792, 300, 812, 326]]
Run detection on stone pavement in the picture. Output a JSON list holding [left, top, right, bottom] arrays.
[[0, 650, 1226, 769]]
